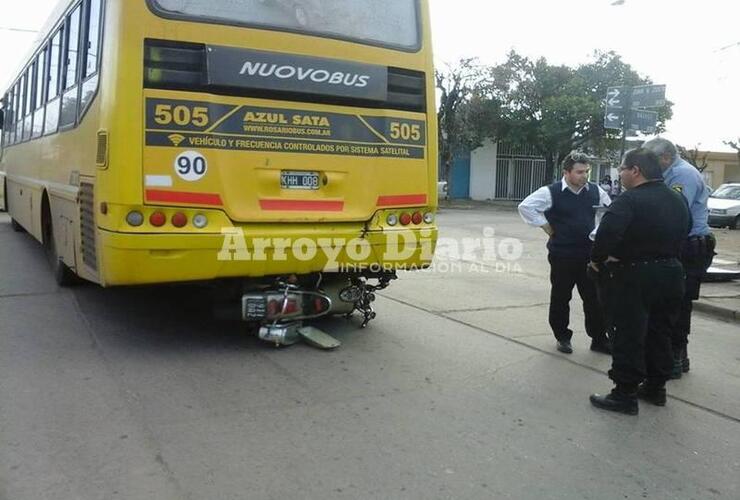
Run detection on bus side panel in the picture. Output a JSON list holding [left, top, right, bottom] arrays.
[[5, 175, 42, 241]]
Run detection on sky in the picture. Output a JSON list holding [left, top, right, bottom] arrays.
[[1, 0, 738, 151]]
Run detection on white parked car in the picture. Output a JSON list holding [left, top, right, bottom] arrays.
[[708, 183, 740, 229], [437, 181, 448, 201]]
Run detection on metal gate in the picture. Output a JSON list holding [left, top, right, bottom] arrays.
[[494, 143, 548, 200]]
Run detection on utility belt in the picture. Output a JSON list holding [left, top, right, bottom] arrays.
[[608, 257, 679, 268], [681, 233, 716, 260], [588, 257, 679, 283]]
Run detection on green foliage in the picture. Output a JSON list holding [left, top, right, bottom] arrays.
[[437, 50, 674, 180]]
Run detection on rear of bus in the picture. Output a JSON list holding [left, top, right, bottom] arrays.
[[94, 0, 438, 326]]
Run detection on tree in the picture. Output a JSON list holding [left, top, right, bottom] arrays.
[[478, 51, 673, 179], [677, 144, 709, 172], [725, 138, 740, 165], [435, 58, 491, 194]]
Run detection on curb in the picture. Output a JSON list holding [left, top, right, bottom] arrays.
[[694, 300, 740, 323], [438, 201, 519, 211]]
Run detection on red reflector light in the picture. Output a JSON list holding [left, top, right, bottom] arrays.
[[400, 213, 412, 226], [314, 297, 329, 313], [150, 212, 166, 227], [267, 298, 299, 317], [285, 300, 299, 314], [412, 211, 423, 225], [172, 212, 188, 228]]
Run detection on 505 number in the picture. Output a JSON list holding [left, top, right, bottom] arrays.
[[155, 104, 209, 127], [389, 122, 422, 142]]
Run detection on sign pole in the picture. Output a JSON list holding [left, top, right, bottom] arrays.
[[619, 88, 632, 161]]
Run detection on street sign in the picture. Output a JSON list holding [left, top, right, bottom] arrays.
[[604, 109, 657, 133], [604, 108, 623, 130], [631, 84, 666, 108], [606, 86, 628, 109], [627, 109, 658, 134]]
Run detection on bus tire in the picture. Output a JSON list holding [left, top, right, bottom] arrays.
[[41, 195, 78, 287]]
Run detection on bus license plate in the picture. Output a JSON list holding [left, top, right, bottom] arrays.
[[281, 171, 320, 190]]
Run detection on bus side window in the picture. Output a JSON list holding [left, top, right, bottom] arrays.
[[14, 83, 22, 144], [46, 27, 64, 136], [1, 93, 9, 146], [9, 90, 13, 144], [60, 3, 82, 129], [80, 0, 102, 114], [33, 47, 48, 139], [16, 75, 26, 142], [23, 64, 35, 141]]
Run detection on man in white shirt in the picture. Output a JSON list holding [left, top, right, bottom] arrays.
[[518, 151, 612, 354]]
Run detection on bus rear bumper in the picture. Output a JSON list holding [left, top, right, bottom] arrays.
[[97, 226, 438, 286]]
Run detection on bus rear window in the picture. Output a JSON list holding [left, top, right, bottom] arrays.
[[150, 0, 420, 50]]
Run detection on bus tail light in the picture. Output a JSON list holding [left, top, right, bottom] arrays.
[[192, 214, 208, 228], [399, 213, 412, 226], [412, 211, 423, 225], [386, 213, 398, 226], [424, 212, 435, 224], [126, 211, 144, 227], [150, 212, 166, 227], [172, 212, 188, 228]]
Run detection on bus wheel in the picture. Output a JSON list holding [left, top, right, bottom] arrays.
[[41, 198, 78, 286]]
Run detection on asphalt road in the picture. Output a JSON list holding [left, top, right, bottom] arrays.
[[1, 209, 739, 500]]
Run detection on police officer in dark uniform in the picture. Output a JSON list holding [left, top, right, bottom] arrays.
[[643, 138, 715, 378], [589, 148, 690, 415]]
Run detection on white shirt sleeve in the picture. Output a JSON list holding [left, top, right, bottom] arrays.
[[518, 186, 552, 227], [597, 186, 612, 207], [589, 186, 613, 241]]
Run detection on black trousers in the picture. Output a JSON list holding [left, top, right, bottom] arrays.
[[598, 260, 685, 386], [674, 235, 716, 352], [548, 255, 606, 342]]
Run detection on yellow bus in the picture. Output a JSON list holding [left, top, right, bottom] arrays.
[[0, 0, 438, 344]]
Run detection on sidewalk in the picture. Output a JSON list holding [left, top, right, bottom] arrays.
[[697, 229, 740, 323], [440, 199, 740, 323], [438, 198, 519, 211], [697, 280, 740, 323]]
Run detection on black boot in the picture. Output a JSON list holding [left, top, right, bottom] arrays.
[[670, 355, 683, 380], [590, 386, 638, 415], [589, 337, 611, 355], [636, 382, 667, 406], [671, 345, 689, 379]]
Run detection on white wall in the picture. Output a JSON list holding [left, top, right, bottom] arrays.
[[470, 140, 497, 200]]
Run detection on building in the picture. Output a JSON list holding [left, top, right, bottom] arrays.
[[699, 151, 740, 189], [467, 141, 613, 201]]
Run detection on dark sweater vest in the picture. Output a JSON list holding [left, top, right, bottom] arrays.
[[545, 181, 600, 259]]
